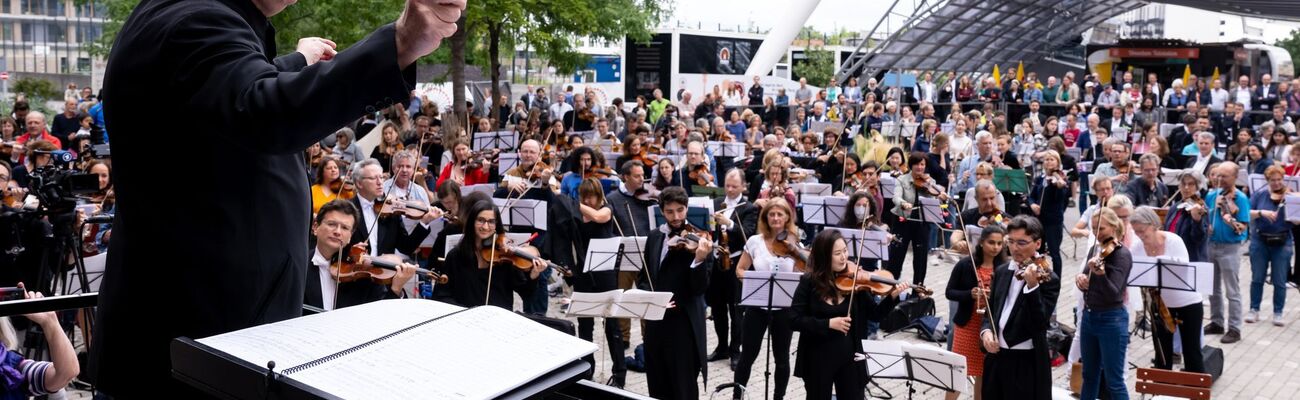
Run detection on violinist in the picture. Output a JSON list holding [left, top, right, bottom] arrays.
[[566, 178, 627, 388], [590, 118, 622, 152], [436, 138, 489, 190], [560, 146, 600, 200], [953, 131, 996, 196], [839, 190, 891, 271], [305, 199, 416, 311], [1205, 161, 1248, 343], [1093, 140, 1134, 187], [1164, 171, 1210, 263], [789, 229, 909, 400], [639, 186, 713, 400], [651, 158, 677, 194], [1124, 153, 1168, 207], [348, 159, 438, 258], [980, 216, 1060, 400], [833, 153, 862, 195], [1128, 206, 1205, 373], [383, 150, 433, 205], [950, 181, 1004, 254], [1028, 150, 1071, 274], [501, 139, 556, 196], [1070, 176, 1116, 239], [707, 169, 758, 367], [890, 152, 948, 284], [677, 140, 716, 192], [944, 224, 1007, 400], [402, 115, 443, 171], [1074, 208, 1132, 400], [604, 160, 656, 348], [369, 121, 404, 173], [443, 199, 547, 309], [959, 163, 1007, 210], [756, 159, 796, 209], [426, 181, 464, 287], [616, 133, 656, 178], [731, 198, 804, 399], [1246, 165, 1291, 327]]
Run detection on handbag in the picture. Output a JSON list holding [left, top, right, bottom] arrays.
[[1259, 231, 1289, 247]]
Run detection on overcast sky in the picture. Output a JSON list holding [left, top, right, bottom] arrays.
[[667, 0, 908, 34]]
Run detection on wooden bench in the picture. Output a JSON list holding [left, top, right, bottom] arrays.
[[1135, 367, 1213, 399]]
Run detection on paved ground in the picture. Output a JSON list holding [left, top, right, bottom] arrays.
[[556, 206, 1300, 399]]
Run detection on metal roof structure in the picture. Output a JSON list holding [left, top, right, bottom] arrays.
[[836, 0, 1145, 85]]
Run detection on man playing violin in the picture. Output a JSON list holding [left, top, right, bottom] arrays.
[[502, 139, 557, 196], [640, 186, 713, 400], [350, 159, 440, 258], [950, 180, 1005, 254], [980, 215, 1060, 399], [306, 199, 416, 311], [706, 169, 760, 368], [676, 140, 716, 194], [383, 149, 432, 205]]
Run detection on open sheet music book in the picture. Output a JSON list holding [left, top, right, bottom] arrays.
[[564, 289, 674, 320], [186, 299, 597, 399]]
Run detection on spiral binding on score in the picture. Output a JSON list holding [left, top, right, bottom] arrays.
[[279, 308, 470, 375]]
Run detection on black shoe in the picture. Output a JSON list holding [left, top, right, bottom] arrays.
[[1221, 329, 1242, 344], [608, 374, 625, 389], [708, 348, 729, 362], [1204, 322, 1225, 335]]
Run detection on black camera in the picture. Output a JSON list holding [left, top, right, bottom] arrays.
[[27, 165, 99, 214]]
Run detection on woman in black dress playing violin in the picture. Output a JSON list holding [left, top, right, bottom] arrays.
[[790, 229, 910, 400], [444, 199, 548, 309]]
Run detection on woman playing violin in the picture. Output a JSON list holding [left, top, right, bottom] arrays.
[[310, 156, 354, 215], [890, 152, 949, 285], [757, 158, 796, 209], [1075, 207, 1132, 400], [444, 199, 547, 309], [568, 178, 628, 386], [560, 146, 601, 200], [436, 137, 489, 190], [944, 225, 1007, 400], [369, 121, 404, 173], [616, 133, 657, 178], [790, 229, 909, 400], [731, 199, 804, 399]]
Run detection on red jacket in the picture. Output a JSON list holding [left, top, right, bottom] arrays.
[[16, 131, 63, 149]]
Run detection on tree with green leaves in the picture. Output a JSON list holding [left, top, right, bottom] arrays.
[[794, 46, 835, 88], [1276, 28, 1300, 77]]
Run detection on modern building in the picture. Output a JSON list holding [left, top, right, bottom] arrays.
[[0, 0, 106, 89]]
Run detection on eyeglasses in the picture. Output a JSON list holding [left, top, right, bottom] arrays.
[[475, 217, 497, 226], [321, 220, 352, 232], [1009, 239, 1036, 247]]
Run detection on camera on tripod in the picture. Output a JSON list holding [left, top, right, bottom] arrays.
[[27, 150, 100, 215]]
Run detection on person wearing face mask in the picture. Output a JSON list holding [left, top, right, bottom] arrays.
[[707, 169, 760, 369], [839, 190, 892, 271]]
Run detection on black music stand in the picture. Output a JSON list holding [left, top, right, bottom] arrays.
[[862, 341, 967, 400], [473, 130, 517, 151], [737, 270, 801, 400]]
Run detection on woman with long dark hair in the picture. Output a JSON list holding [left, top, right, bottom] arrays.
[[944, 225, 1007, 400], [444, 200, 547, 309], [790, 229, 909, 400]]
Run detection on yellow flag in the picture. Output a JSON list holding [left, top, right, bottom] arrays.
[[1211, 66, 1220, 85], [1182, 65, 1191, 83], [1016, 61, 1025, 82], [992, 64, 1001, 84]]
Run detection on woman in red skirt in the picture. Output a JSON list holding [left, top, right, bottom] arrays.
[[945, 224, 1008, 399]]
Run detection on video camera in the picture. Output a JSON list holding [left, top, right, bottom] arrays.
[[27, 152, 99, 215]]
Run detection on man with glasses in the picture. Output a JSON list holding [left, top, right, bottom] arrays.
[[1125, 154, 1168, 207], [305, 199, 417, 311], [349, 159, 439, 258], [675, 140, 716, 194], [980, 215, 1060, 399]]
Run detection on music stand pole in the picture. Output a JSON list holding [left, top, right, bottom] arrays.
[[762, 271, 778, 400]]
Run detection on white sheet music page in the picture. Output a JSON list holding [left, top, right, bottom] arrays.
[[566, 289, 623, 317], [287, 304, 596, 399], [196, 299, 464, 372], [608, 289, 674, 320]]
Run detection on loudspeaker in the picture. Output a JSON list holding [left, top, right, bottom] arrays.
[[1200, 345, 1223, 382]]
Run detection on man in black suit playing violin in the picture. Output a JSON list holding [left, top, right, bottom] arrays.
[[307, 199, 416, 311], [640, 186, 713, 399], [349, 158, 440, 259], [980, 215, 1060, 399]]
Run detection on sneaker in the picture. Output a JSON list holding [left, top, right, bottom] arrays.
[[1246, 310, 1260, 323], [1221, 329, 1242, 344], [1204, 322, 1226, 335], [1275, 315, 1285, 327]]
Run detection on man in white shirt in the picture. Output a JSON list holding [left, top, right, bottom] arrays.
[[549, 93, 573, 122], [306, 199, 416, 311], [1209, 78, 1229, 112], [916, 72, 937, 104], [1233, 75, 1253, 111], [382, 150, 431, 205], [980, 215, 1059, 398], [1096, 84, 1120, 111], [954, 131, 995, 194]]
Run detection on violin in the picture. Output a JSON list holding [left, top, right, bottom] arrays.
[[834, 266, 932, 296], [376, 196, 430, 219], [588, 167, 617, 180], [330, 243, 448, 284], [768, 231, 808, 272], [632, 150, 659, 167], [328, 177, 356, 199], [1085, 239, 1116, 276], [688, 163, 712, 186], [982, 207, 1007, 226], [1015, 252, 1054, 282], [479, 235, 572, 276]]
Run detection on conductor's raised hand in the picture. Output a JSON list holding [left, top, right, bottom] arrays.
[[296, 37, 337, 66], [396, 0, 467, 68]]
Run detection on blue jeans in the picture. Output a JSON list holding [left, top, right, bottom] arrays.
[[522, 268, 551, 315], [1249, 239, 1292, 315], [1080, 307, 1129, 400]]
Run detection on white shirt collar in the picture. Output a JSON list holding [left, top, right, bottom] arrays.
[[312, 246, 331, 268]]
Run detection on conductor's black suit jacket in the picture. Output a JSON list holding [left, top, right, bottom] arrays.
[[94, 0, 415, 395]]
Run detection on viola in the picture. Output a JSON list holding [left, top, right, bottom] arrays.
[[376, 196, 431, 219], [834, 266, 932, 296], [688, 163, 712, 186], [330, 243, 448, 284], [328, 177, 356, 199], [1085, 239, 1116, 276], [768, 231, 808, 272], [479, 235, 572, 276]]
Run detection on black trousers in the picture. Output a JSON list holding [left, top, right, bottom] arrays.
[[983, 348, 1052, 400], [887, 220, 930, 284], [734, 308, 792, 399], [644, 311, 700, 400], [1043, 221, 1065, 278], [707, 259, 742, 357], [801, 357, 863, 400], [1153, 303, 1205, 373], [1291, 224, 1300, 284]]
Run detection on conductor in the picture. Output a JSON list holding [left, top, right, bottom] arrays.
[[93, 0, 466, 396]]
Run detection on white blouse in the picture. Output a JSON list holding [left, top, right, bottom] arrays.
[[743, 235, 796, 273], [1128, 231, 1203, 308]]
